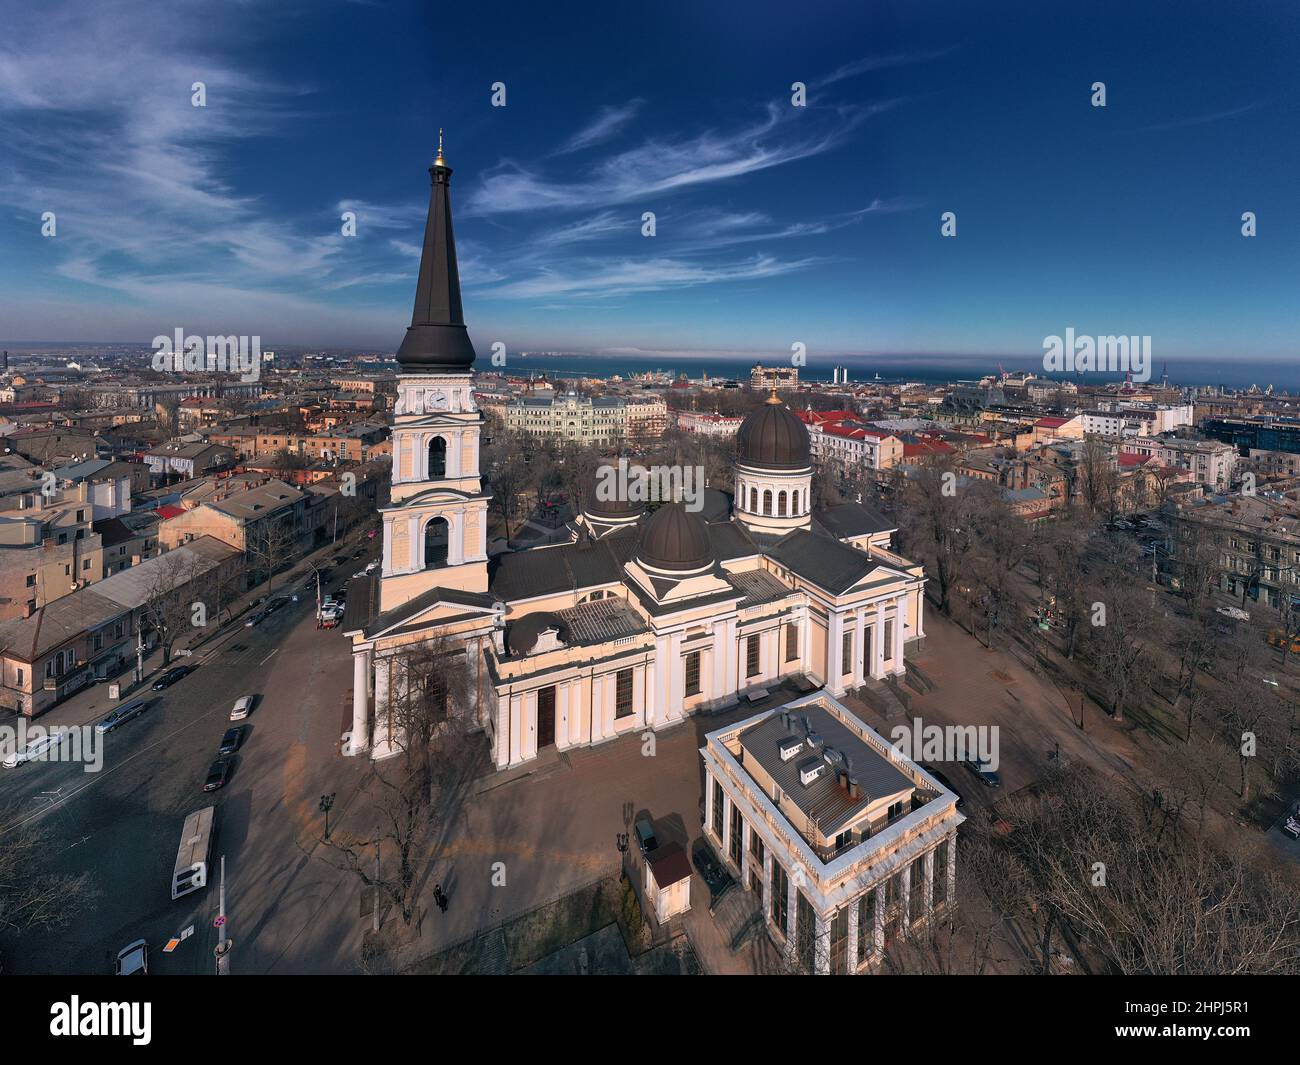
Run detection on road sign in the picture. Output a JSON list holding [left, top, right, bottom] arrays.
[[214, 914, 227, 928], [163, 938, 180, 953]]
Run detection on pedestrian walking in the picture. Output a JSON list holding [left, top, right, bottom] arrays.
[[433, 883, 448, 913]]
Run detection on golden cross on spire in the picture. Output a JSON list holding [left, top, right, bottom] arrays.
[[435, 128, 445, 166]]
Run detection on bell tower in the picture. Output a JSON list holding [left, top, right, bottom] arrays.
[[378, 134, 490, 610]]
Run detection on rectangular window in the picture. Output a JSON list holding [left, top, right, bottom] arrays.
[[746, 634, 760, 677], [749, 830, 764, 864], [886, 872, 901, 908], [771, 861, 789, 936], [785, 621, 798, 662], [712, 778, 724, 839], [910, 856, 927, 922], [841, 630, 853, 675], [729, 804, 743, 867], [933, 841, 949, 906], [684, 650, 701, 696], [615, 668, 634, 718], [796, 892, 816, 974], [25, 574, 35, 587]]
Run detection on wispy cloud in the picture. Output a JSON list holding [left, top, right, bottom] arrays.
[[464, 101, 873, 216], [814, 48, 957, 88], [555, 100, 642, 154], [486, 253, 822, 301], [1136, 101, 1265, 133]]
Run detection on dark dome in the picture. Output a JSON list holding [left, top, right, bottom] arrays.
[[737, 395, 810, 470], [638, 502, 714, 572], [584, 462, 647, 519], [396, 322, 477, 373], [506, 612, 568, 656]]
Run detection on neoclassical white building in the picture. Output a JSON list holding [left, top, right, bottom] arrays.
[[344, 144, 931, 776], [702, 692, 963, 973]]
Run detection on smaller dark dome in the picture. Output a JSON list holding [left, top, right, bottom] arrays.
[[507, 612, 568, 656], [638, 502, 714, 572], [584, 462, 647, 519], [737, 394, 811, 470]]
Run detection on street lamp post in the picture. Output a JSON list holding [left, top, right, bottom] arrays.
[[319, 792, 335, 838]]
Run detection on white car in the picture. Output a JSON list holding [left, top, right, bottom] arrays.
[[230, 695, 255, 721], [1216, 606, 1250, 622], [115, 939, 148, 975], [1, 732, 67, 769]]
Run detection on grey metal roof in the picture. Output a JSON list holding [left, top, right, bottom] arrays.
[[724, 568, 791, 607], [767, 528, 880, 595], [739, 703, 913, 837], [815, 501, 895, 539], [552, 596, 646, 645]]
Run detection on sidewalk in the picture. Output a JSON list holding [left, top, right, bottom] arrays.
[[3, 523, 377, 735]]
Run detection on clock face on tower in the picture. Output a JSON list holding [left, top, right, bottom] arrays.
[[425, 390, 449, 411]]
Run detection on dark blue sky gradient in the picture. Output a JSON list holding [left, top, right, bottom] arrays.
[[0, 0, 1295, 376]]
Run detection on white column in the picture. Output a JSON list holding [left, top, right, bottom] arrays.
[[827, 611, 844, 692], [448, 511, 464, 566], [846, 897, 859, 975], [741, 820, 752, 888], [382, 519, 393, 576], [813, 912, 831, 974], [923, 848, 936, 922], [873, 883, 886, 957], [557, 679, 570, 750], [508, 692, 523, 765], [346, 648, 370, 755], [893, 602, 906, 674], [408, 514, 420, 571], [785, 876, 798, 965], [854, 610, 866, 686], [761, 850, 771, 918], [900, 863, 912, 936], [799, 608, 811, 675], [873, 601, 886, 678], [704, 770, 715, 840], [947, 833, 957, 903]]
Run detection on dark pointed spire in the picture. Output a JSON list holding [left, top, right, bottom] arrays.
[[396, 132, 477, 373]]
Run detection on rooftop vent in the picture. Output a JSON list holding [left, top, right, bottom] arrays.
[[798, 758, 825, 788], [778, 736, 803, 762]]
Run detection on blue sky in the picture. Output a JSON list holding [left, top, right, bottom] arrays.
[[1, 0, 1297, 372]]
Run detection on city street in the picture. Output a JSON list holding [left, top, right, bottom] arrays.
[[0, 536, 379, 975]]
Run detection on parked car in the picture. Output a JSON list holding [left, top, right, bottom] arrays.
[[95, 699, 149, 734], [218, 726, 246, 756], [923, 765, 966, 809], [230, 695, 255, 721], [204, 758, 232, 792], [115, 939, 149, 976], [1282, 814, 1300, 840], [634, 816, 658, 854], [1216, 605, 1250, 622], [2, 731, 68, 769], [152, 665, 193, 690], [963, 756, 1001, 788]]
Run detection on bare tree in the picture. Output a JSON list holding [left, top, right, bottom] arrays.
[[0, 812, 97, 948], [139, 549, 201, 664]]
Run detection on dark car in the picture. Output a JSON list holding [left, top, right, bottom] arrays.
[[218, 726, 245, 756], [963, 756, 1001, 788], [152, 666, 193, 691], [95, 699, 149, 735], [923, 765, 966, 809], [203, 758, 232, 792], [634, 816, 658, 854], [351, 550, 364, 559]]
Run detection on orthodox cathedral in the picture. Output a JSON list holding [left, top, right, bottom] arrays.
[[343, 145, 929, 770]]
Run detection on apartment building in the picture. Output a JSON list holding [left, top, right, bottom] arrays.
[[798, 411, 903, 471], [751, 364, 799, 390], [1121, 436, 1237, 490], [676, 410, 745, 437], [504, 393, 627, 445], [0, 484, 107, 620]]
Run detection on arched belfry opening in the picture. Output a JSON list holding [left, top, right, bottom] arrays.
[[423, 516, 450, 569], [428, 436, 447, 479]]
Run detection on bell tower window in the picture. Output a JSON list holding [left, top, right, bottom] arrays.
[[428, 436, 447, 479]]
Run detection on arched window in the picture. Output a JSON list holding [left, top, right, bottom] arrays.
[[749, 486, 758, 512], [423, 517, 449, 569], [427, 437, 447, 479], [762, 489, 773, 515], [777, 491, 787, 516]]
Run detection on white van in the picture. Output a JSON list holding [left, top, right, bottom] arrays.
[[1, 731, 67, 769], [230, 695, 255, 721]]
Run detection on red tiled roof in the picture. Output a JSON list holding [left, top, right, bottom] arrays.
[[1118, 452, 1151, 467], [155, 504, 186, 520]]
